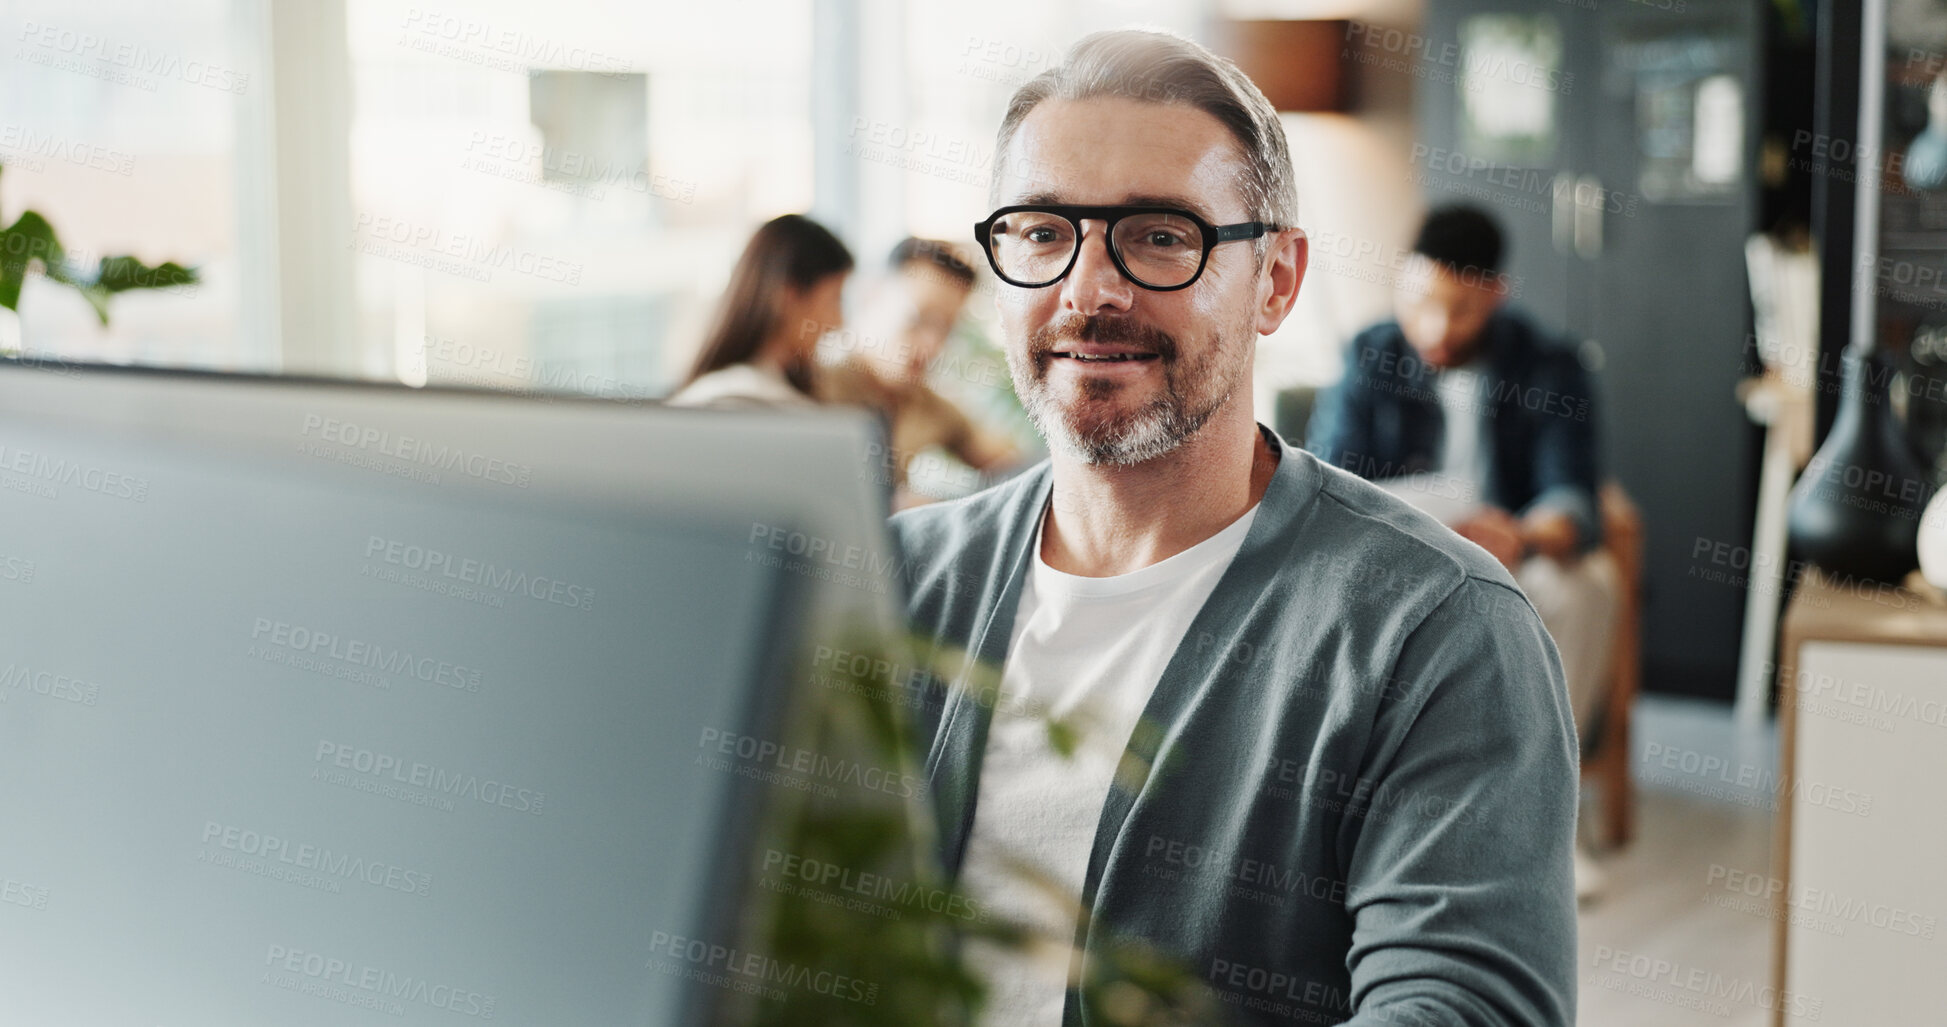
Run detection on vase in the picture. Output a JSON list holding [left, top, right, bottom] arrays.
[[1921, 489, 1947, 590], [1787, 347, 1936, 583]]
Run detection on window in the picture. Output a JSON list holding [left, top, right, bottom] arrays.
[[2, 0, 248, 369]]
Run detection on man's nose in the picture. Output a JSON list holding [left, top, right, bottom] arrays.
[[1418, 312, 1451, 347], [1060, 221, 1135, 315]]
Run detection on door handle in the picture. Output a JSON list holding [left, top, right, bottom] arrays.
[[1552, 171, 1575, 254], [1574, 173, 1604, 259]]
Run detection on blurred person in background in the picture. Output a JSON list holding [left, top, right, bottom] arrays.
[[1307, 203, 1618, 900], [666, 213, 853, 409], [820, 238, 1023, 508]]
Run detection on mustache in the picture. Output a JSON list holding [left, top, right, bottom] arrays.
[[1028, 315, 1179, 361]]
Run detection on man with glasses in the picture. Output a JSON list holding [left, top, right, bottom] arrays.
[[890, 28, 1577, 1027]]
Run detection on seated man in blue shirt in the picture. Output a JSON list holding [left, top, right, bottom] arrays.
[[1307, 204, 1620, 897], [890, 30, 1578, 1027]]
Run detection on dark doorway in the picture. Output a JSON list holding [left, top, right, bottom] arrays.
[[1414, 0, 1765, 701]]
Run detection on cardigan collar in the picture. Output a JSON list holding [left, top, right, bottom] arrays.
[[924, 421, 1327, 879]]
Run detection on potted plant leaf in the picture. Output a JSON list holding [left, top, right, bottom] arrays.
[[0, 162, 199, 348]]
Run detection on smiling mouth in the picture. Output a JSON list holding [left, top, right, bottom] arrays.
[[1051, 351, 1160, 363]]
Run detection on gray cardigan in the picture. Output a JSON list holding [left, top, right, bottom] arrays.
[[887, 424, 1578, 1026]]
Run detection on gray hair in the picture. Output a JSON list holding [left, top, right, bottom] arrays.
[[992, 29, 1299, 248]]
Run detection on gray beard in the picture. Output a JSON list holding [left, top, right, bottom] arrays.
[[1019, 381, 1223, 466], [1010, 328, 1245, 467]]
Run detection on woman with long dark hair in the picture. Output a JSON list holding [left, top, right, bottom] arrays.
[[667, 214, 854, 408]]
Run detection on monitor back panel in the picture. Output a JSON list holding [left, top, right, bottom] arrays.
[[0, 366, 905, 1025]]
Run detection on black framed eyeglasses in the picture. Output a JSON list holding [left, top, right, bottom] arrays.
[[973, 204, 1280, 292]]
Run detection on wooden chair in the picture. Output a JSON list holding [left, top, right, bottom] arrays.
[[1581, 482, 1644, 848]]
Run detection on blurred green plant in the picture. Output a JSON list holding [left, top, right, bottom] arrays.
[[939, 314, 1040, 456], [718, 622, 1222, 1026], [0, 163, 198, 325]]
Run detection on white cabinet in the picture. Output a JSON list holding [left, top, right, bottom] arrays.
[[1774, 576, 1947, 1025]]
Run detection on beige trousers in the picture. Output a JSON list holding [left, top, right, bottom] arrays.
[[1516, 551, 1622, 748]]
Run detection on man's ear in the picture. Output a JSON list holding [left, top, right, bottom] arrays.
[[1484, 270, 1513, 311], [1255, 228, 1308, 336]]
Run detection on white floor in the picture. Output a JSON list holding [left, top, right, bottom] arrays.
[[1575, 695, 1780, 1026]]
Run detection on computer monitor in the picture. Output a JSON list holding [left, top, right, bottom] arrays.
[[0, 361, 923, 1025]]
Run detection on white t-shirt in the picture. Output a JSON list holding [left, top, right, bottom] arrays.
[[957, 497, 1260, 1025], [1434, 359, 1491, 488]]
